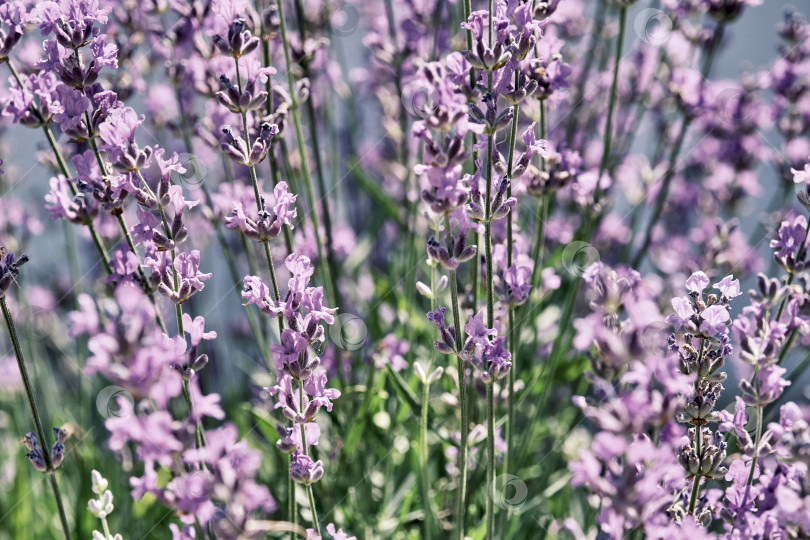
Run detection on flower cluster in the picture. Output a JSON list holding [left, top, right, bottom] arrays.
[[247, 253, 340, 482]]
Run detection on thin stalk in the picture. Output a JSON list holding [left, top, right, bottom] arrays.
[[687, 425, 702, 514], [420, 264, 437, 540], [745, 407, 763, 487], [503, 67, 521, 535], [2, 297, 72, 540], [136, 170, 208, 450], [276, 0, 336, 310], [293, 0, 340, 301], [174, 86, 271, 363], [486, 381, 495, 539], [306, 485, 321, 537], [264, 242, 284, 335], [592, 5, 627, 204], [289, 454, 297, 540], [514, 101, 548, 343], [485, 1, 496, 534], [534, 6, 629, 412], [298, 380, 322, 537], [115, 213, 167, 333], [565, 0, 607, 146], [4, 59, 112, 275], [84, 111, 167, 331], [631, 23, 724, 267], [420, 364, 433, 540], [232, 60, 285, 339], [182, 379, 206, 452], [630, 114, 689, 268], [448, 247, 468, 539]]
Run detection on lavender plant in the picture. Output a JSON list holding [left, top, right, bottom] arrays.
[[3, 0, 810, 538]]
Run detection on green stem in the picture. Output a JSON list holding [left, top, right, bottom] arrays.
[[100, 517, 111, 538], [174, 85, 272, 365], [420, 365, 433, 540], [631, 22, 724, 268], [84, 111, 166, 331], [630, 114, 689, 268], [592, 6, 626, 203], [1, 297, 72, 540], [276, 0, 336, 310], [565, 0, 606, 146], [485, 2, 496, 535], [745, 406, 763, 487], [486, 381, 495, 539], [265, 242, 284, 337], [5, 57, 111, 275], [420, 261, 436, 540], [503, 70, 521, 534], [688, 477, 701, 514], [293, 0, 341, 301], [298, 380, 322, 537], [289, 454, 297, 540], [306, 485, 321, 537], [535, 5, 627, 412], [449, 267, 468, 540]]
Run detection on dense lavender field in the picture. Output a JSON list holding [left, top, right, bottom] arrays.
[[1, 0, 810, 538]]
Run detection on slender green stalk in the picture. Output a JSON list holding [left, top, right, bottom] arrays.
[[486, 380, 495, 539], [630, 115, 689, 267], [298, 380, 322, 537], [593, 6, 627, 203], [420, 364, 433, 540], [565, 0, 607, 146], [114, 213, 167, 333], [420, 264, 437, 540], [292, 0, 341, 302], [503, 67, 521, 535], [264, 243, 284, 336], [182, 379, 206, 452], [276, 0, 336, 309], [2, 297, 72, 540], [513, 102, 549, 346], [485, 2, 497, 535], [100, 516, 112, 539], [631, 23, 725, 267], [289, 454, 297, 540], [687, 425, 702, 514], [233, 58, 288, 341], [173, 84, 272, 365], [534, 6, 628, 412], [745, 406, 763, 487], [256, 42, 295, 254], [5, 59, 112, 275], [232, 60, 286, 301], [84, 111, 167, 332], [445, 215, 469, 540]]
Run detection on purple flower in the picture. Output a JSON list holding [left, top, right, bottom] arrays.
[[270, 329, 309, 372], [741, 365, 791, 406], [503, 263, 532, 306], [712, 275, 742, 299], [770, 215, 808, 266], [792, 162, 810, 184], [667, 296, 696, 331], [0, 246, 28, 297], [151, 250, 211, 304], [37, 0, 111, 48], [685, 271, 710, 294], [699, 305, 730, 337], [182, 314, 217, 349], [427, 306, 456, 354], [289, 450, 324, 485]]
